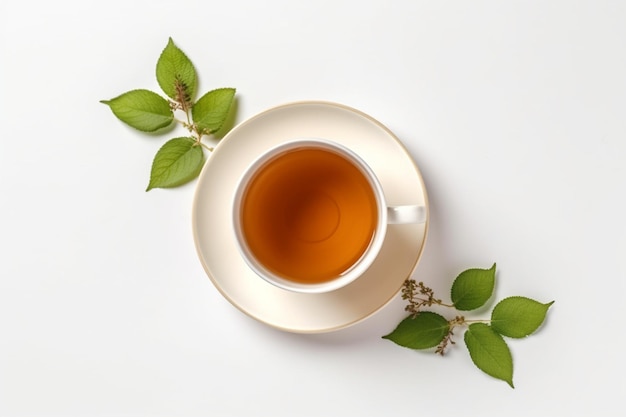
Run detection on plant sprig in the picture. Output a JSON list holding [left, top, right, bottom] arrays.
[[383, 264, 554, 388], [101, 38, 236, 191]]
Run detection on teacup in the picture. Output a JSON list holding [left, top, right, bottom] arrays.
[[233, 138, 426, 293]]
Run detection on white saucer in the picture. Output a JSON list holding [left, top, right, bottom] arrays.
[[192, 101, 429, 333]]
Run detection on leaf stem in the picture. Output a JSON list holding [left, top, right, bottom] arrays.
[[464, 319, 492, 324], [413, 297, 454, 308], [184, 108, 193, 128], [174, 117, 193, 131], [434, 300, 455, 308], [196, 140, 214, 152]]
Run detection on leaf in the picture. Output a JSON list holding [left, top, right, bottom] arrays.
[[146, 137, 204, 191], [382, 312, 449, 350], [192, 88, 236, 134], [491, 297, 554, 338], [464, 323, 514, 388], [100, 89, 173, 132], [156, 37, 197, 103], [451, 263, 496, 311]]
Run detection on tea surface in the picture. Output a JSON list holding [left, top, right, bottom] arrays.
[[241, 147, 378, 283]]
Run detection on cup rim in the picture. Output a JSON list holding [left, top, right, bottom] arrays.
[[232, 138, 388, 294]]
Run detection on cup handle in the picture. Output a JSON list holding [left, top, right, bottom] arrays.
[[387, 205, 427, 224]]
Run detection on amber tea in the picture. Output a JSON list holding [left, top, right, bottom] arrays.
[[240, 146, 378, 284]]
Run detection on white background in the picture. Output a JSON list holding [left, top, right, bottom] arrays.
[[1, 0, 624, 416]]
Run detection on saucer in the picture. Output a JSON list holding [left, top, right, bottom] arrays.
[[192, 101, 429, 333]]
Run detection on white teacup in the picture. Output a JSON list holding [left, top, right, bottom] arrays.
[[233, 139, 426, 293]]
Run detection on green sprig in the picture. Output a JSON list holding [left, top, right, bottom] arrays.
[[101, 37, 236, 191], [383, 264, 554, 388]]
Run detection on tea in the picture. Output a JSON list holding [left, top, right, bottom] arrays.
[[240, 146, 378, 284]]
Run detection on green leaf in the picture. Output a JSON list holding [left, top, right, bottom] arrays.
[[382, 312, 449, 350], [101, 89, 173, 132], [146, 137, 204, 191], [491, 297, 554, 338], [464, 323, 514, 388], [156, 37, 197, 103], [192, 88, 236, 134], [451, 263, 496, 311]]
